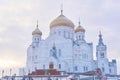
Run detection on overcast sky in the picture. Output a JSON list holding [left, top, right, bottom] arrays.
[[0, 0, 120, 76]]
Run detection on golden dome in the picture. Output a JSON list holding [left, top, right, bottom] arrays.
[[32, 27, 42, 35], [75, 22, 85, 33], [50, 14, 74, 29]]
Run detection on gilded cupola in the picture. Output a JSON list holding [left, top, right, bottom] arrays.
[[32, 22, 42, 35], [50, 11, 74, 29], [75, 21, 85, 33]]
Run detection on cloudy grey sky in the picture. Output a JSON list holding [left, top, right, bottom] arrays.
[[0, 0, 120, 76]]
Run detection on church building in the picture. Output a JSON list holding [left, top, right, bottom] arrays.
[[19, 10, 117, 76]]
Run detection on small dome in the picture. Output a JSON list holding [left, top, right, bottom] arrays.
[[75, 23, 85, 33], [32, 27, 42, 35], [50, 14, 74, 29]]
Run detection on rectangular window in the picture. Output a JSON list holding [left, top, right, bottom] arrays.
[[83, 66, 85, 71], [102, 67, 104, 72], [75, 66, 78, 71], [109, 69, 111, 73], [35, 56, 37, 59], [83, 66, 88, 72], [86, 67, 88, 71], [59, 31, 61, 35], [43, 65, 45, 69], [59, 64, 61, 69], [54, 31, 56, 34], [35, 67, 37, 70], [64, 31, 66, 37], [101, 53, 104, 58], [68, 32, 70, 38], [59, 49, 61, 57]]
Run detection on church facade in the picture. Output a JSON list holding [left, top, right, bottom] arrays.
[[19, 11, 117, 76]]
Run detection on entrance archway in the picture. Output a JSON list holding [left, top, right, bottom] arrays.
[[49, 62, 54, 69]]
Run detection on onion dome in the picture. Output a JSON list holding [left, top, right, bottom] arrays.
[[50, 11, 74, 29], [32, 23, 42, 35], [98, 31, 104, 45], [75, 21, 85, 33]]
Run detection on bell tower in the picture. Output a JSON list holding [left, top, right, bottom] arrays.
[[96, 31, 109, 74], [96, 31, 107, 59]]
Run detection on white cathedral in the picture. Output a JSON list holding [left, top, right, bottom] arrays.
[[19, 10, 117, 76]]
